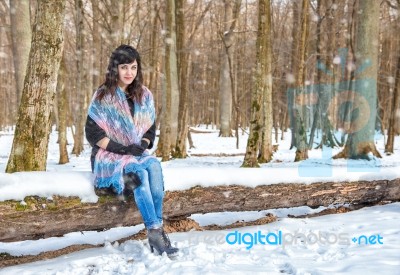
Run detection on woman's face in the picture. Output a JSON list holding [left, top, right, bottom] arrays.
[[117, 60, 138, 91]]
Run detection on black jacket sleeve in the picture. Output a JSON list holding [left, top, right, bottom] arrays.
[[85, 115, 106, 172], [142, 122, 156, 149], [85, 115, 107, 147]]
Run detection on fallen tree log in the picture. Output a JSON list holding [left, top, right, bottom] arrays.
[[1, 178, 399, 242]]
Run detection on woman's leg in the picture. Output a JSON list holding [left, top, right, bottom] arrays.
[[137, 161, 179, 256], [145, 160, 165, 225], [133, 169, 161, 229]]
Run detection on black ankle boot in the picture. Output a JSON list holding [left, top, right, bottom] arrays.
[[147, 228, 179, 256]]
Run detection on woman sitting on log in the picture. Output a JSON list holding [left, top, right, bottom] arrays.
[[85, 44, 178, 257]]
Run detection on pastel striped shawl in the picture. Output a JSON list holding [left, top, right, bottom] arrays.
[[88, 86, 157, 194]]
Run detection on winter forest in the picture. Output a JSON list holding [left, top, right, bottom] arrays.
[[0, 0, 400, 273], [0, 0, 399, 165]]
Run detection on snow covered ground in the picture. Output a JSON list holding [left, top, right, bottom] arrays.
[[0, 127, 399, 274]]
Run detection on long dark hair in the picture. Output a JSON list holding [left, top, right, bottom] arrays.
[[96, 44, 144, 103]]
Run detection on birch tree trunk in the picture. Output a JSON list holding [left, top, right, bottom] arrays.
[[334, 0, 382, 159], [242, 0, 272, 167], [5, 0, 66, 172], [9, 0, 31, 106]]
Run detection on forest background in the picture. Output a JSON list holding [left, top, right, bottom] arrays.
[[0, 0, 399, 171]]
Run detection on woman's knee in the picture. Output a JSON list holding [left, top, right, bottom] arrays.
[[147, 160, 162, 172], [134, 169, 149, 187]]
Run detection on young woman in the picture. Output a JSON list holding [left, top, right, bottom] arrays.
[[85, 44, 178, 256]]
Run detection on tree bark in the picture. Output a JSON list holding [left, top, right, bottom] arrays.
[[109, 0, 123, 50], [160, 0, 179, 161], [9, 0, 31, 106], [57, 54, 69, 164], [218, 0, 241, 137], [159, 0, 180, 161], [385, 12, 400, 154], [173, 0, 189, 158], [148, 0, 160, 97], [71, 0, 86, 156], [293, 0, 309, 162], [309, 0, 341, 150], [1, 178, 399, 242], [258, 0, 273, 164], [0, 3, 15, 129], [385, 54, 400, 154], [5, 0, 66, 172], [334, 0, 382, 159], [242, 0, 272, 167], [289, 0, 300, 149], [90, 0, 102, 89]]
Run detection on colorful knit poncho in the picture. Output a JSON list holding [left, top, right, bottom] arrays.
[[88, 86, 157, 194]]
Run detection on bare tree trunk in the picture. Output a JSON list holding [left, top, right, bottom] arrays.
[[385, 55, 400, 154], [6, 0, 66, 172], [309, 0, 341, 150], [384, 6, 400, 154], [57, 54, 69, 164], [91, 0, 101, 89], [169, 0, 180, 152], [338, 0, 357, 145], [160, 0, 180, 161], [71, 0, 85, 156], [242, 0, 272, 167], [258, 0, 273, 163], [308, 0, 325, 149], [293, 0, 309, 162], [334, 0, 382, 159], [173, 0, 189, 158], [109, 0, 123, 50], [157, 73, 170, 159], [174, 0, 211, 157], [289, 0, 300, 149], [148, 0, 160, 97], [9, 0, 31, 106], [218, 0, 241, 137], [0, 2, 15, 128], [219, 48, 233, 136]]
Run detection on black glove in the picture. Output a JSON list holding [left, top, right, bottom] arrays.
[[141, 139, 150, 149], [106, 139, 145, 156]]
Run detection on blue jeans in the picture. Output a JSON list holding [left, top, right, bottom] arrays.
[[133, 160, 164, 229]]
